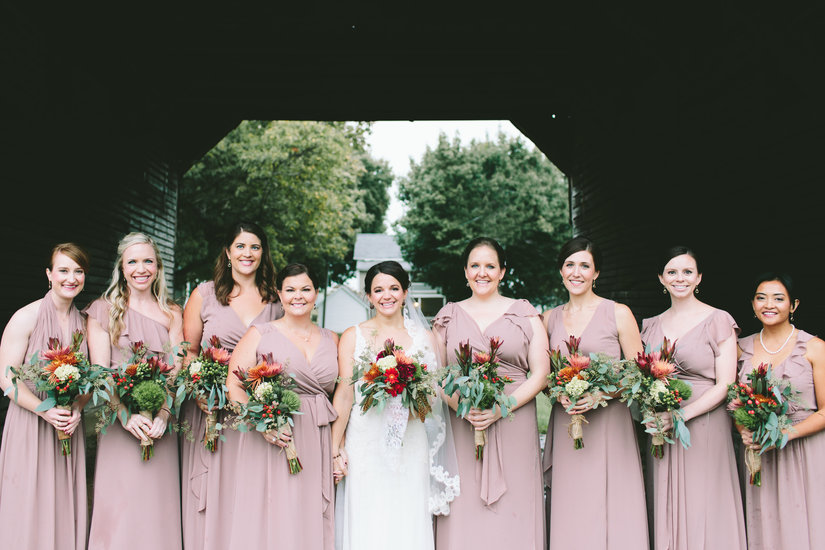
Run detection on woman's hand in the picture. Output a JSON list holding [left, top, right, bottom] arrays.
[[196, 395, 215, 414], [333, 448, 349, 483], [263, 429, 290, 448], [467, 407, 502, 430], [123, 413, 152, 442], [565, 390, 607, 414], [38, 406, 73, 431], [145, 413, 168, 439], [644, 411, 674, 432], [63, 406, 83, 435]]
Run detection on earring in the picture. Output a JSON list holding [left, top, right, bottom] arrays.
[[48, 281, 52, 290], [466, 281, 470, 287], [662, 287, 668, 295], [790, 310, 795, 322], [227, 260, 231, 268], [369, 303, 374, 310], [592, 280, 596, 291], [694, 287, 700, 295]]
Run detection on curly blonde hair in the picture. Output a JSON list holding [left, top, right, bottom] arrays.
[[102, 232, 176, 345]]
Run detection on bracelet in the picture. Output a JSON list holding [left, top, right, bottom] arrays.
[[332, 453, 341, 459]]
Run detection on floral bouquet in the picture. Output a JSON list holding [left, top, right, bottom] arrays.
[[101, 341, 175, 460], [232, 353, 303, 474], [442, 337, 516, 460], [351, 338, 437, 422], [545, 335, 622, 449], [620, 337, 692, 458], [5, 330, 109, 456], [727, 363, 797, 486], [174, 335, 231, 452]]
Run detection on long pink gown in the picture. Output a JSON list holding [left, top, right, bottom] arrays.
[[85, 299, 182, 550], [641, 309, 746, 550], [434, 300, 544, 550], [212, 322, 338, 550], [0, 293, 88, 550], [542, 299, 649, 550], [738, 331, 825, 549], [182, 281, 282, 550]]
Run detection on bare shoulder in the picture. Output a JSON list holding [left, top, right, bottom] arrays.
[[2, 299, 41, 338], [614, 302, 638, 323], [806, 335, 825, 358]]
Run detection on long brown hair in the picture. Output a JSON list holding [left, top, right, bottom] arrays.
[[213, 221, 277, 306]]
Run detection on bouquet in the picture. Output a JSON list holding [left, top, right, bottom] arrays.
[[726, 362, 797, 486], [174, 335, 231, 452], [232, 353, 303, 474], [102, 341, 175, 460], [545, 335, 622, 449], [620, 337, 692, 458], [5, 331, 109, 456], [442, 337, 516, 460], [351, 338, 437, 422]]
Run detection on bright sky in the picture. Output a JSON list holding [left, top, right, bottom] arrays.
[[363, 120, 538, 229]]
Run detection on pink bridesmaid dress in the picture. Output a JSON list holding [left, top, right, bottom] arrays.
[[542, 299, 649, 550], [738, 331, 825, 549], [85, 299, 182, 550], [641, 309, 746, 550], [0, 293, 88, 550], [434, 300, 544, 550], [182, 281, 282, 550], [212, 322, 338, 550]]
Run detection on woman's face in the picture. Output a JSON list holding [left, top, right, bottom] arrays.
[[464, 245, 505, 297], [226, 231, 263, 277], [277, 273, 317, 318], [367, 273, 407, 317], [122, 243, 158, 293], [658, 253, 701, 299], [47, 252, 85, 300], [559, 250, 598, 297], [752, 280, 796, 327]]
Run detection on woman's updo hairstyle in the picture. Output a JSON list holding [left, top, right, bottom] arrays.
[[276, 263, 319, 290], [752, 271, 797, 303], [556, 236, 601, 272], [364, 260, 410, 295], [659, 245, 701, 274], [461, 237, 507, 269]]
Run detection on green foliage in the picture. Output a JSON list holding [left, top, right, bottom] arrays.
[[396, 132, 571, 308], [279, 389, 302, 413], [132, 380, 167, 415]]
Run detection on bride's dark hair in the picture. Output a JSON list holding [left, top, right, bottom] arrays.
[[364, 261, 410, 294]]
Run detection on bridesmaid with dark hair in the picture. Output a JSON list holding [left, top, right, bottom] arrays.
[[736, 272, 825, 549], [218, 263, 339, 549], [0, 243, 91, 550], [433, 237, 550, 550], [541, 236, 648, 550], [181, 221, 283, 549], [640, 245, 745, 550]]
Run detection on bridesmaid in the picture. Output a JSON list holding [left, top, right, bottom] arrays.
[[180, 221, 283, 549], [86, 232, 184, 550], [219, 263, 338, 549], [541, 237, 648, 550], [0, 243, 91, 550], [433, 237, 550, 550], [735, 272, 825, 549], [640, 245, 745, 550]]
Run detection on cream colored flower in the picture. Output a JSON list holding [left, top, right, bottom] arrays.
[[650, 379, 668, 404], [376, 355, 397, 370], [53, 363, 80, 382], [565, 377, 590, 401], [189, 360, 203, 375], [254, 381, 273, 402]]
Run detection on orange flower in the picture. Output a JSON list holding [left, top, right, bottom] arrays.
[[125, 363, 139, 376], [754, 394, 773, 404], [473, 352, 492, 364], [557, 366, 579, 383], [568, 353, 590, 371], [392, 350, 413, 367], [650, 359, 676, 379], [245, 359, 285, 389], [204, 346, 231, 366], [363, 364, 381, 383]]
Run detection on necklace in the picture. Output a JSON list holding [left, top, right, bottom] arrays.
[[759, 324, 795, 355], [285, 324, 312, 342]]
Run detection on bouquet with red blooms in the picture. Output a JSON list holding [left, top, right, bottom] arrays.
[[442, 337, 516, 460], [351, 338, 437, 422], [620, 337, 692, 458], [100, 341, 175, 460], [232, 353, 303, 474], [545, 335, 622, 449], [6, 330, 109, 456], [727, 363, 797, 486], [174, 335, 231, 452]]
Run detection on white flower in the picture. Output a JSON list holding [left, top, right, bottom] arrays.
[[189, 360, 203, 375], [376, 355, 397, 370], [565, 377, 590, 401], [254, 381, 273, 402], [650, 379, 668, 404], [53, 363, 80, 382]]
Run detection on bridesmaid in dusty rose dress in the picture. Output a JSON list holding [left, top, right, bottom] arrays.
[[86, 232, 185, 550], [180, 221, 283, 550], [541, 237, 648, 550], [641, 246, 745, 550], [735, 272, 825, 549], [218, 263, 338, 549], [433, 237, 550, 550], [0, 243, 91, 550]]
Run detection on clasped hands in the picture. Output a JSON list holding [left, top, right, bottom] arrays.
[[560, 390, 609, 415], [122, 411, 168, 443], [39, 405, 82, 435]]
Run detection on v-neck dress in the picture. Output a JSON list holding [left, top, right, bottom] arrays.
[[212, 322, 339, 550], [738, 331, 825, 549], [0, 293, 88, 550], [641, 309, 746, 550], [433, 300, 544, 550], [183, 281, 283, 550], [542, 299, 649, 550]]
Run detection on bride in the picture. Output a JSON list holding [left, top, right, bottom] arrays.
[[331, 261, 459, 550]]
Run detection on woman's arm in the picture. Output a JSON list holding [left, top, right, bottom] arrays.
[[783, 337, 825, 441], [431, 325, 459, 411], [182, 287, 204, 363], [616, 303, 644, 359], [330, 327, 356, 478]]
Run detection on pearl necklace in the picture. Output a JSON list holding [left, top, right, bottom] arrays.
[[759, 324, 795, 355]]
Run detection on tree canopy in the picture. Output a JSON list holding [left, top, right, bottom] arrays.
[[396, 132, 571, 309]]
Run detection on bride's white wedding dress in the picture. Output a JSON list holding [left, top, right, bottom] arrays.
[[335, 313, 459, 550]]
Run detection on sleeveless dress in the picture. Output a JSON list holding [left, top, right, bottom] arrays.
[[182, 281, 282, 550], [0, 293, 88, 550], [434, 300, 545, 550], [85, 299, 183, 550], [641, 309, 746, 550], [542, 299, 649, 550], [738, 331, 825, 549], [213, 323, 338, 550]]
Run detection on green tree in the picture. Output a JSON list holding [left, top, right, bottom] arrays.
[[396, 132, 571, 309]]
